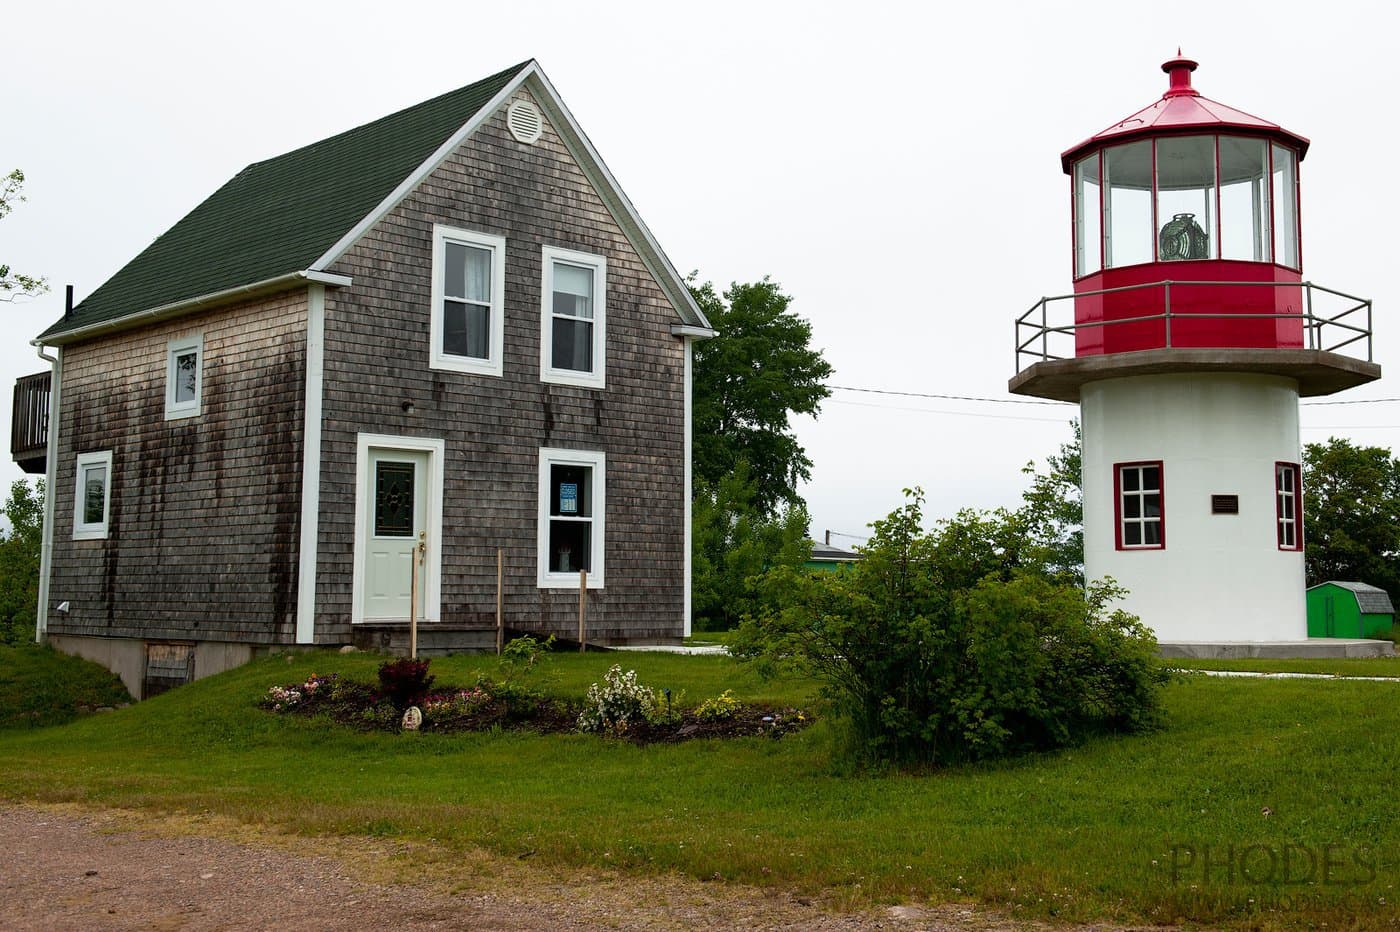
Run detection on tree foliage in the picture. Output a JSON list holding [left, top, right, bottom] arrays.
[[1020, 421, 1083, 583], [733, 489, 1166, 766], [692, 462, 811, 631], [1, 170, 49, 301], [0, 480, 44, 645], [689, 278, 832, 515], [1303, 438, 1400, 596]]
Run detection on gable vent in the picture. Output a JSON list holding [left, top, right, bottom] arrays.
[[507, 100, 543, 144]]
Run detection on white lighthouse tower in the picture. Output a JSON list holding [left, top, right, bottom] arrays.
[[1011, 57, 1380, 647]]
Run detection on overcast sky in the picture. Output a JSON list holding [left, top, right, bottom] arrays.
[[3, 0, 1396, 541]]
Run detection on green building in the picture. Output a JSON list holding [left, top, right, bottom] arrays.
[[1306, 581, 1395, 639], [805, 541, 863, 573]]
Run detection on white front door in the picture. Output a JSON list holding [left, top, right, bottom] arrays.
[[363, 448, 429, 621]]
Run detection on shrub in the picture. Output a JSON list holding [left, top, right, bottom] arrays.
[[577, 665, 655, 733], [696, 689, 742, 721], [377, 658, 434, 710], [735, 489, 1168, 766]]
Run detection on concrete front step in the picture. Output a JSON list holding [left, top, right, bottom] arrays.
[[351, 624, 501, 656], [1159, 638, 1396, 659]]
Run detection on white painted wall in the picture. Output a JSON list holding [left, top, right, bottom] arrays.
[[1082, 373, 1305, 642]]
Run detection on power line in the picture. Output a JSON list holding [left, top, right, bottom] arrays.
[[829, 385, 1070, 406], [831, 383, 1400, 409]]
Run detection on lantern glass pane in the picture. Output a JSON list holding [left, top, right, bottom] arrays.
[[1155, 135, 1216, 261], [1219, 136, 1272, 262], [1103, 141, 1153, 268]]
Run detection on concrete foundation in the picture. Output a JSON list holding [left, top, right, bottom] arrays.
[[48, 634, 278, 700], [1159, 638, 1396, 659]]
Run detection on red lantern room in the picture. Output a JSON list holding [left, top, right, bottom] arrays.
[[1063, 56, 1309, 355]]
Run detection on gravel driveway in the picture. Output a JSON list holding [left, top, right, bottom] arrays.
[[0, 804, 1111, 931]]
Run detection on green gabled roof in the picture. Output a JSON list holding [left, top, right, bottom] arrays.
[[41, 61, 531, 341]]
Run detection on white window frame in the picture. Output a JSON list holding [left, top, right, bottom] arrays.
[[164, 334, 203, 420], [73, 450, 113, 540], [539, 245, 606, 389], [429, 224, 506, 377], [537, 447, 605, 588]]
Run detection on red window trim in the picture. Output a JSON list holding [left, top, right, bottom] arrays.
[[1114, 460, 1165, 551], [1275, 461, 1303, 551]]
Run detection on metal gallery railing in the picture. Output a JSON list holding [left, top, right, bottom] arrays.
[[1014, 280, 1373, 372]]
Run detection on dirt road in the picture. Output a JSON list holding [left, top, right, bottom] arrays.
[[0, 804, 1099, 931]]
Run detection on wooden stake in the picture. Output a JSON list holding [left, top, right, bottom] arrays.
[[495, 548, 504, 655], [578, 569, 587, 653]]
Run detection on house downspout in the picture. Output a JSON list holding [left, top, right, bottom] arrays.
[[32, 340, 60, 644], [683, 337, 693, 638]]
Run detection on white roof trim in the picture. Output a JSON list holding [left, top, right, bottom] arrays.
[[40, 270, 350, 346], [309, 61, 711, 331], [310, 66, 535, 272], [671, 324, 717, 339], [523, 67, 710, 331]]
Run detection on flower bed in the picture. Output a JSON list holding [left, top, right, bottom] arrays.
[[261, 660, 812, 744]]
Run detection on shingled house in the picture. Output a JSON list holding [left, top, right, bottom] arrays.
[[14, 61, 713, 697]]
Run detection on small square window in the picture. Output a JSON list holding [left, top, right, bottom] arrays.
[[429, 225, 506, 376], [540, 246, 606, 388], [537, 448, 605, 587], [73, 450, 113, 540], [165, 335, 203, 420]]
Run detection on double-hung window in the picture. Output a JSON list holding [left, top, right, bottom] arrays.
[[1276, 462, 1302, 550], [1116, 461, 1164, 549], [429, 225, 506, 376], [537, 448, 605, 587], [165, 334, 203, 420], [540, 246, 606, 388], [73, 450, 113, 540]]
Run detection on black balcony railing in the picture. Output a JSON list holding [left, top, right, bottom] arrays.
[[11, 370, 50, 474]]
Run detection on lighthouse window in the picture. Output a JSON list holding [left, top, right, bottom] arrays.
[[1155, 135, 1216, 261], [1074, 155, 1102, 277], [1276, 462, 1302, 550], [1103, 141, 1153, 268], [1272, 145, 1299, 269], [1219, 136, 1272, 262], [1116, 462, 1164, 550]]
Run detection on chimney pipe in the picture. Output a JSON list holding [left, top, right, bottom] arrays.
[[64, 284, 73, 318]]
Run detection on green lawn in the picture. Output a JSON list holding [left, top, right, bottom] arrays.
[[0, 648, 1395, 929], [0, 644, 132, 728]]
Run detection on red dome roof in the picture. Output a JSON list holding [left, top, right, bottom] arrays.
[[1060, 57, 1309, 173]]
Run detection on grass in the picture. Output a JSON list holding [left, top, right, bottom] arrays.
[[0, 649, 1396, 929], [1167, 656, 1400, 678], [0, 644, 132, 728]]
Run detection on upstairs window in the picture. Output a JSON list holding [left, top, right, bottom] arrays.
[[537, 448, 605, 587], [73, 450, 113, 540], [540, 246, 606, 388], [165, 334, 203, 420], [429, 225, 505, 376], [1116, 461, 1164, 550], [1276, 462, 1302, 551]]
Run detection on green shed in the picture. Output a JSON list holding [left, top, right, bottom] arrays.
[[1306, 581, 1395, 639]]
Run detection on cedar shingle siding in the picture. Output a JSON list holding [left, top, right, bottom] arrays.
[[42, 77, 689, 654], [316, 89, 685, 643], [48, 294, 308, 642]]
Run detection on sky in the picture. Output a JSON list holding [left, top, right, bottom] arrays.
[[3, 0, 1397, 542]]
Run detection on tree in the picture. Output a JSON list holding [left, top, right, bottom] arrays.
[[689, 278, 832, 515], [691, 462, 811, 631], [1020, 421, 1083, 583], [0, 480, 44, 645], [1, 170, 49, 301], [1303, 438, 1400, 597]]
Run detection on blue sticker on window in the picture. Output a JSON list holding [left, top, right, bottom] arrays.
[[559, 482, 578, 514]]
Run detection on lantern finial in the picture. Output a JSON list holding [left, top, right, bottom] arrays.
[[1161, 54, 1200, 98]]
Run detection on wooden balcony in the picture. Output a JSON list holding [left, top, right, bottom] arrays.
[[12, 371, 50, 474]]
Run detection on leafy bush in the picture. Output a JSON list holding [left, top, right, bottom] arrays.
[[735, 489, 1168, 766], [696, 689, 742, 721], [377, 658, 434, 710], [577, 665, 655, 733]]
